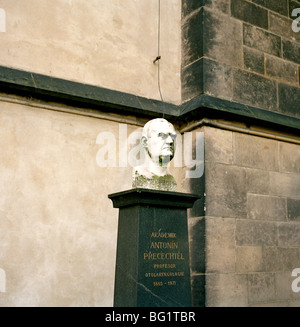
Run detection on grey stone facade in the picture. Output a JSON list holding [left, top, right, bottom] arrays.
[[188, 127, 300, 306], [182, 0, 300, 306], [182, 0, 300, 119]]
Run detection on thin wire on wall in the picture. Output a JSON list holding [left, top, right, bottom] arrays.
[[153, 0, 165, 118], [157, 0, 163, 103]]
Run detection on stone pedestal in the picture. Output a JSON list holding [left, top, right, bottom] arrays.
[[108, 188, 201, 307]]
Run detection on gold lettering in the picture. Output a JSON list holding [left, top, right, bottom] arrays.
[[150, 232, 177, 239], [150, 241, 179, 249], [145, 271, 185, 278], [153, 264, 176, 269], [143, 251, 184, 261]]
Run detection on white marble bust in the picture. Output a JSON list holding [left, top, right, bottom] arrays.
[[132, 118, 177, 191]]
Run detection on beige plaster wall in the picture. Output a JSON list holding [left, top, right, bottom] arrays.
[[0, 99, 141, 306], [0, 97, 197, 306], [0, 0, 181, 104]]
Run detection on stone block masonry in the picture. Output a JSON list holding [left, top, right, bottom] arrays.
[[188, 126, 300, 306], [243, 24, 281, 57], [252, 0, 289, 16], [231, 0, 269, 29], [181, 0, 300, 120]]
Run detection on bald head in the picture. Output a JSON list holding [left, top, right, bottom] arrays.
[[142, 118, 175, 138], [141, 118, 177, 165]]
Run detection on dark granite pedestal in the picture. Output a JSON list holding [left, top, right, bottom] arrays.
[[108, 188, 201, 307]]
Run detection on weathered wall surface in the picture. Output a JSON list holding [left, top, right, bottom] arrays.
[[0, 97, 192, 306], [0, 99, 142, 306], [0, 0, 182, 306], [188, 126, 300, 307], [0, 0, 181, 104], [182, 0, 300, 119], [181, 0, 300, 306]]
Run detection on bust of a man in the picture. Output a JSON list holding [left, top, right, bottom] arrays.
[[132, 118, 177, 191]]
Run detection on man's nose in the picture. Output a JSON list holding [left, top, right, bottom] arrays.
[[166, 135, 174, 143]]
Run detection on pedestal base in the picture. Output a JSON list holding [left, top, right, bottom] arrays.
[[109, 188, 201, 307]]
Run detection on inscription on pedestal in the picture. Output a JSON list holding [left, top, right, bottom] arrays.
[[134, 204, 192, 307], [143, 232, 186, 289], [109, 188, 201, 307]]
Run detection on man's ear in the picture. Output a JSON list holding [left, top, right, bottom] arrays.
[[141, 136, 148, 148]]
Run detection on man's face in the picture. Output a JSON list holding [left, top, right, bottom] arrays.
[[146, 121, 177, 164]]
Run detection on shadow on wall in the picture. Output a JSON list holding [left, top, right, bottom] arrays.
[[186, 131, 206, 307]]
